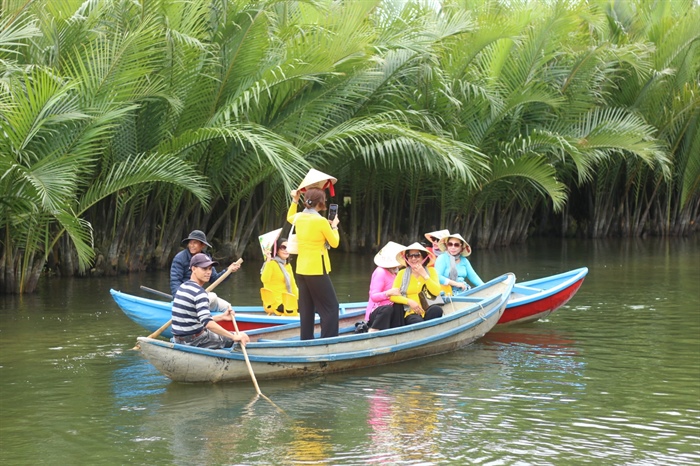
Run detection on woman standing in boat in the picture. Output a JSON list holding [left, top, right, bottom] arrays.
[[434, 233, 483, 294], [287, 187, 340, 339], [369, 243, 443, 331]]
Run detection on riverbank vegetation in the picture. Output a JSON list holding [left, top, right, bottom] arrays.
[[1, 0, 698, 293]]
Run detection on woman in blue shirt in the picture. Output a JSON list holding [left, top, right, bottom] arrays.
[[433, 233, 484, 294]]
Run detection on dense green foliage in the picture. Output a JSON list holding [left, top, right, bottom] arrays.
[[1, 0, 698, 293]]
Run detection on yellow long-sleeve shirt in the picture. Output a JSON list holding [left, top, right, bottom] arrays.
[[260, 260, 299, 310], [389, 267, 442, 306], [287, 204, 339, 275]]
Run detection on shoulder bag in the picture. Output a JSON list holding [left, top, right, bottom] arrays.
[[419, 285, 444, 310]]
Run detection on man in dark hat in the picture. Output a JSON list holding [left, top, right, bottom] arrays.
[[171, 253, 249, 349], [169, 229, 241, 295]]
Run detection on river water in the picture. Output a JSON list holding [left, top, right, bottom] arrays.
[[1, 237, 698, 465]]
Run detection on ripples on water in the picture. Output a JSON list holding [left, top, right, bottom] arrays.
[[1, 238, 699, 465], [95, 322, 697, 466]]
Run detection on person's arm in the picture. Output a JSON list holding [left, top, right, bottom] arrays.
[[369, 268, 398, 303], [210, 259, 241, 283], [287, 190, 300, 223], [202, 302, 249, 345], [209, 265, 223, 283], [465, 259, 484, 287], [425, 268, 443, 296], [206, 318, 250, 345], [389, 270, 409, 305], [286, 204, 299, 224], [368, 268, 387, 303], [260, 261, 274, 285], [319, 216, 340, 248]]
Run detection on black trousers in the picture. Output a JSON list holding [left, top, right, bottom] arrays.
[[296, 273, 339, 340], [369, 303, 443, 330]]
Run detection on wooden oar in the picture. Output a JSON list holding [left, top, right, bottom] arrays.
[[231, 317, 262, 395], [231, 316, 286, 414], [133, 258, 243, 349]]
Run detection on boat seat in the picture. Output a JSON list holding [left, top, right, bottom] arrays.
[[512, 285, 543, 295], [447, 296, 483, 302]]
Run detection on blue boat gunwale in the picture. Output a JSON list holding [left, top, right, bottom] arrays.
[[113, 268, 587, 337], [516, 266, 587, 288], [249, 291, 503, 348], [110, 288, 367, 317], [506, 267, 587, 306], [246, 272, 511, 344], [140, 290, 504, 364]]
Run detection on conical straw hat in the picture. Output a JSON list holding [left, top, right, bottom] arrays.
[[258, 228, 283, 259], [396, 242, 432, 267], [373, 241, 405, 269], [438, 233, 472, 257], [298, 169, 337, 195], [424, 229, 450, 243]]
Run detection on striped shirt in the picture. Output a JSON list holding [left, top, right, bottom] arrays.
[[172, 280, 213, 336]]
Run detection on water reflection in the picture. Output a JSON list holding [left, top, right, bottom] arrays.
[[2, 237, 699, 465], [283, 424, 331, 462], [483, 327, 583, 379], [364, 387, 443, 463], [111, 354, 167, 408]]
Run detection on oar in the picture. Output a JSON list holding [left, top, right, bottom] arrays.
[[133, 258, 243, 349], [140, 285, 173, 300], [231, 316, 286, 414], [231, 317, 262, 395]]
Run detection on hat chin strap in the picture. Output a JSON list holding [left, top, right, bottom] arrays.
[[324, 181, 335, 196], [300, 181, 335, 196]]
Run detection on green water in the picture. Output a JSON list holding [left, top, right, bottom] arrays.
[[1, 237, 698, 465]]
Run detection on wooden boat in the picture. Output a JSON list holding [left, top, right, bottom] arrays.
[[110, 289, 366, 337], [111, 267, 587, 336], [136, 273, 515, 383], [497, 266, 588, 325]]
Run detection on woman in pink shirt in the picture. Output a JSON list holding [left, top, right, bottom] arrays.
[[364, 241, 405, 321]]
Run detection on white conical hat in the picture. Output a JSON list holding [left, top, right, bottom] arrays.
[[396, 242, 433, 267], [258, 228, 283, 259], [298, 169, 337, 193], [373, 241, 405, 269], [424, 229, 450, 243], [438, 233, 472, 257]]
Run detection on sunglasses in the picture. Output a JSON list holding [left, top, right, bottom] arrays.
[[406, 253, 423, 259], [278, 245, 287, 251], [430, 237, 439, 242], [447, 242, 462, 247]]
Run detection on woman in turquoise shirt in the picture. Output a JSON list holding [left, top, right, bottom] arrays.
[[434, 233, 484, 294]]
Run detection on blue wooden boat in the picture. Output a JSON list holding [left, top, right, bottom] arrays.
[[497, 266, 588, 325], [136, 273, 515, 383], [110, 289, 366, 337], [111, 267, 587, 336]]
